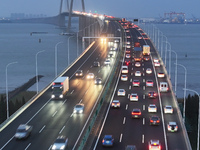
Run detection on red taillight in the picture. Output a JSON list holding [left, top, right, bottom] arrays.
[[156, 120, 160, 123], [61, 82, 63, 85], [150, 120, 153, 122], [102, 140, 104, 143], [53, 83, 55, 85]]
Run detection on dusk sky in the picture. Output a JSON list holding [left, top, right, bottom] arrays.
[[1, 0, 200, 18]]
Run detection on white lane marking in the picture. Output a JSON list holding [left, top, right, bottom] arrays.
[[143, 118, 145, 125], [70, 90, 74, 94], [130, 78, 132, 82], [52, 111, 57, 117], [70, 113, 74, 117], [131, 73, 133, 76], [128, 94, 130, 99], [129, 85, 131, 90], [143, 105, 145, 111], [98, 70, 101, 73], [39, 125, 46, 133], [119, 134, 123, 142], [143, 79, 145, 82], [126, 104, 128, 110], [24, 143, 31, 150], [143, 86, 145, 90], [142, 134, 144, 143], [59, 126, 65, 134], [84, 90, 88, 95], [79, 99, 83, 103], [143, 73, 145, 76], [132, 67, 133, 70], [143, 94, 145, 99], [123, 117, 126, 124], [143, 68, 144, 70], [48, 145, 53, 150]]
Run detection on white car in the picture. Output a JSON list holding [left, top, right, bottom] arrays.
[[167, 122, 178, 132], [148, 104, 157, 112], [121, 66, 128, 73], [87, 73, 94, 79], [73, 103, 84, 113], [126, 45, 131, 48], [125, 54, 131, 58], [117, 89, 126, 96], [154, 62, 160, 67], [135, 62, 141, 67], [51, 136, 68, 150], [153, 58, 159, 63], [157, 72, 165, 78], [148, 139, 161, 150], [104, 59, 111, 65], [164, 105, 173, 114], [146, 80, 154, 87], [15, 124, 32, 140], [135, 71, 141, 76], [121, 75, 128, 81], [130, 93, 138, 101], [146, 68, 152, 74]]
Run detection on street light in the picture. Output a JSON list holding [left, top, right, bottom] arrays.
[[183, 88, 200, 150], [6, 61, 18, 119], [55, 42, 63, 77], [36, 50, 45, 94], [169, 50, 178, 96], [162, 35, 168, 65], [166, 41, 172, 79], [175, 63, 187, 123], [68, 35, 75, 66]]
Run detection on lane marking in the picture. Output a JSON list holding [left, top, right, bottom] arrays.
[[142, 134, 144, 143], [25, 143, 31, 150], [59, 126, 65, 134], [119, 134, 123, 142], [143, 94, 145, 99], [143, 86, 145, 90], [129, 85, 131, 90], [143, 118, 145, 125], [126, 104, 128, 110], [123, 117, 126, 124], [52, 111, 57, 117], [130, 79, 132, 82], [39, 125, 46, 133], [143, 79, 145, 82], [143, 105, 145, 111], [70, 90, 74, 94], [128, 94, 130, 99], [79, 99, 83, 103]]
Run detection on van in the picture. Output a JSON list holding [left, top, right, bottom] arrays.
[[159, 82, 168, 92], [125, 145, 137, 150], [121, 66, 128, 73]]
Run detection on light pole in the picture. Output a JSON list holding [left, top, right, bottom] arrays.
[[162, 35, 168, 65], [183, 88, 200, 150], [36, 50, 45, 94], [68, 35, 75, 66], [55, 42, 63, 77], [166, 41, 172, 79], [175, 63, 187, 123], [6, 61, 18, 119], [169, 50, 178, 96]]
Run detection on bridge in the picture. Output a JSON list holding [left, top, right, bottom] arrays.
[[0, 1, 193, 150]]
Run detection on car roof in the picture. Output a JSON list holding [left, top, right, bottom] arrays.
[[169, 122, 177, 125], [150, 139, 160, 145], [113, 100, 119, 103], [104, 135, 113, 138]]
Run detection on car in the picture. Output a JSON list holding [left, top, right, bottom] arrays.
[[110, 46, 117, 51], [148, 91, 157, 98], [121, 75, 128, 81], [157, 72, 165, 78], [126, 49, 131, 53], [135, 71, 141, 76], [75, 70, 83, 77], [148, 104, 157, 112], [150, 115, 160, 125], [164, 105, 173, 114], [143, 56, 150, 61], [126, 54, 131, 58], [104, 59, 111, 65], [130, 93, 138, 101], [126, 41, 131, 44], [146, 68, 152, 74], [131, 108, 141, 118], [126, 29, 130, 32], [125, 60, 131, 66], [86, 73, 94, 79], [153, 58, 159, 63], [111, 100, 120, 108], [51, 135, 68, 150], [117, 89, 126, 96], [167, 122, 178, 132], [125, 145, 137, 150], [154, 62, 160, 67], [141, 33, 146, 35], [126, 45, 131, 48], [121, 66, 128, 73], [95, 78, 102, 85], [126, 35, 131, 38], [15, 124, 32, 140], [138, 36, 142, 39], [132, 80, 140, 87], [102, 135, 114, 147], [108, 53, 113, 58], [135, 62, 141, 67], [93, 61, 100, 67], [148, 139, 161, 150], [73, 103, 84, 113], [146, 80, 154, 87]]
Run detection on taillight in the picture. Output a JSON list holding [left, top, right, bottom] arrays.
[[150, 120, 153, 122], [156, 120, 160, 123]]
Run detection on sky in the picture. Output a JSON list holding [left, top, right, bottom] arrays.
[[0, 0, 200, 19]]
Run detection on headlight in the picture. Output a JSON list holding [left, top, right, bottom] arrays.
[[51, 95, 55, 98], [79, 110, 83, 113], [74, 110, 77, 113], [52, 145, 56, 150], [60, 145, 65, 149], [60, 95, 63, 98]]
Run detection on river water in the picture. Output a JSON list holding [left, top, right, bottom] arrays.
[[0, 22, 199, 98]]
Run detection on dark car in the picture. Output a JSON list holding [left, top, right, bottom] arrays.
[[93, 61, 100, 67], [148, 91, 157, 98], [95, 78, 102, 85], [131, 108, 141, 118], [102, 135, 114, 147], [75, 70, 83, 77], [150, 116, 160, 125]]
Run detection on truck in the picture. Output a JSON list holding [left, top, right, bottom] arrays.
[[143, 45, 150, 56], [133, 42, 143, 61], [51, 76, 69, 99]]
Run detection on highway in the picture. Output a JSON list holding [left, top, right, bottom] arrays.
[[92, 21, 189, 150], [0, 21, 122, 150]]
